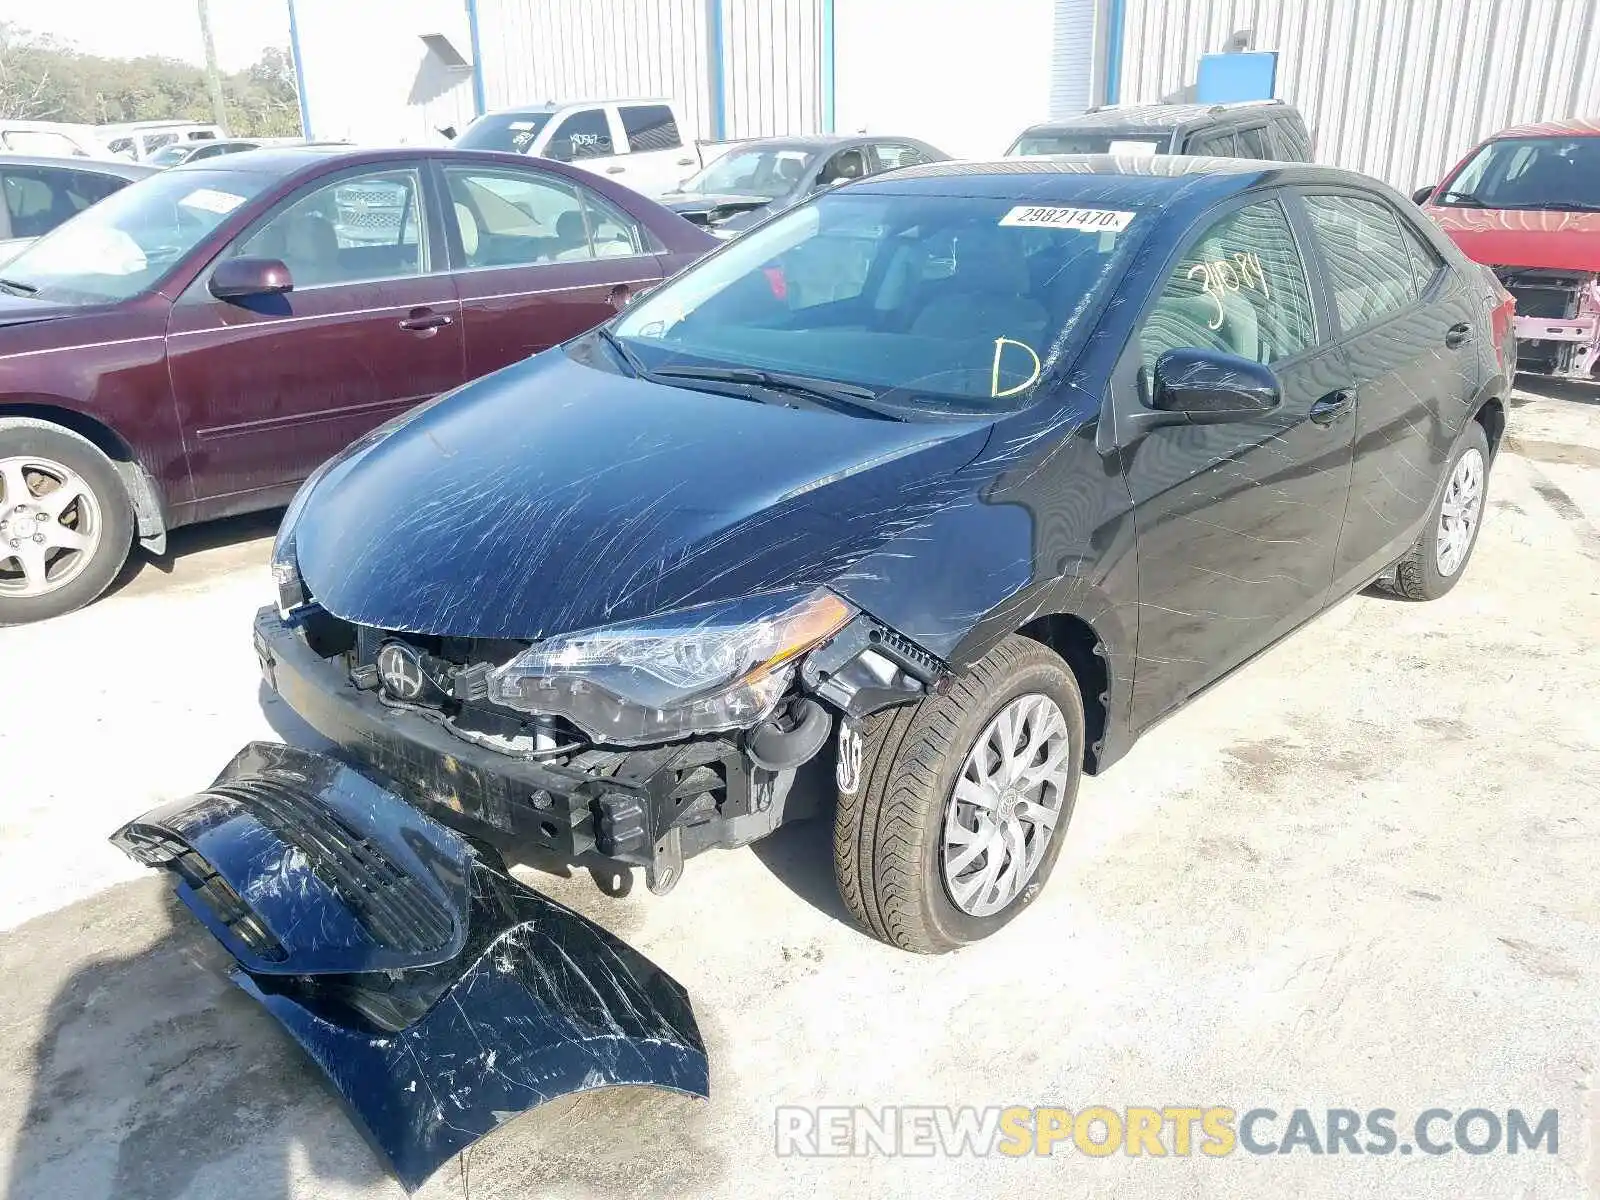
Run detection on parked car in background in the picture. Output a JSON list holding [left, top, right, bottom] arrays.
[[452, 99, 698, 196], [1415, 119, 1600, 381], [0, 120, 117, 160], [0, 156, 156, 265], [656, 134, 948, 237], [148, 138, 299, 168], [1008, 100, 1313, 161], [0, 145, 714, 623], [100, 121, 225, 162]]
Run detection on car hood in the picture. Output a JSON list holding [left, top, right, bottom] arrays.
[[1426, 206, 1600, 272], [0, 291, 77, 328], [293, 350, 992, 639]]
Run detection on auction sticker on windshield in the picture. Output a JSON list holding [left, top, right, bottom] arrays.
[[999, 206, 1135, 232], [179, 187, 248, 215]]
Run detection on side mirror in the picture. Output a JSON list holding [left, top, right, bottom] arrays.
[[1412, 184, 1436, 205], [210, 257, 293, 300], [1150, 347, 1280, 424]]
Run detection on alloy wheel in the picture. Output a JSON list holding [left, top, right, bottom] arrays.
[[0, 454, 103, 598], [941, 692, 1073, 917], [1435, 446, 1484, 578]]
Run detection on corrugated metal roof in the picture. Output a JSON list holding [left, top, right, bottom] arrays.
[[1114, 0, 1600, 189]]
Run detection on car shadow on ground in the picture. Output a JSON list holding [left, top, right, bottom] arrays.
[[105, 508, 284, 601], [0, 882, 388, 1200], [1511, 374, 1600, 406], [253, 680, 855, 926]]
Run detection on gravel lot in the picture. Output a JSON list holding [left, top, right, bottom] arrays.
[[2, 383, 1598, 1200]]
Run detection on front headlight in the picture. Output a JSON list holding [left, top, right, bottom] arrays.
[[489, 589, 853, 746]]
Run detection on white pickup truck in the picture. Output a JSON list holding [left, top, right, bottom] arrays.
[[452, 99, 701, 197]]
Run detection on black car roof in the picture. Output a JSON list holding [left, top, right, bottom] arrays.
[[849, 153, 1380, 205], [0, 154, 157, 180], [1021, 101, 1292, 138]]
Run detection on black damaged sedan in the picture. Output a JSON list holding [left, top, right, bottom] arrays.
[[265, 155, 1509, 952], [114, 156, 1512, 1187]]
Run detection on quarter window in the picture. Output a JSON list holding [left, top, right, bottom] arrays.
[[1187, 130, 1238, 156], [873, 143, 931, 171], [619, 104, 681, 152], [545, 109, 613, 162], [235, 168, 428, 287], [1399, 220, 1445, 293], [1303, 194, 1420, 330], [1234, 126, 1271, 159], [1142, 198, 1315, 369], [443, 166, 644, 267]]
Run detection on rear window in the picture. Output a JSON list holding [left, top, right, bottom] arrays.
[[620, 104, 681, 152], [1009, 131, 1166, 156], [454, 112, 555, 154]]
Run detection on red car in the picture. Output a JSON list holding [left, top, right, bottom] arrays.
[[1415, 118, 1600, 380], [0, 146, 712, 623]]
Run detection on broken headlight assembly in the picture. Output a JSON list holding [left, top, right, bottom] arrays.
[[488, 589, 852, 746]]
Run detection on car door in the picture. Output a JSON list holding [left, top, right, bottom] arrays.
[[438, 160, 666, 377], [166, 162, 464, 513], [1299, 190, 1485, 593], [616, 103, 698, 195], [1118, 193, 1357, 728]]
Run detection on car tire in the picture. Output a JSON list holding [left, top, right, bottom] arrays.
[[832, 634, 1085, 953], [0, 418, 134, 626], [1377, 421, 1491, 602]]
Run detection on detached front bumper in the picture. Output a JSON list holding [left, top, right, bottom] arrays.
[[112, 742, 708, 1191]]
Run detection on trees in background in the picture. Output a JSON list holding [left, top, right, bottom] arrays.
[[0, 23, 301, 137]]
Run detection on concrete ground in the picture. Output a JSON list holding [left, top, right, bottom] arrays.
[[2, 381, 1599, 1200]]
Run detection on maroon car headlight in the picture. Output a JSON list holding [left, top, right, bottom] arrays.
[[487, 589, 853, 746]]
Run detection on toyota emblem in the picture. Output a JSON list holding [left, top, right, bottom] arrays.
[[377, 642, 427, 701]]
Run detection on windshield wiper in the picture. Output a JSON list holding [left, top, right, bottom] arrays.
[[1438, 190, 1487, 207], [1517, 200, 1600, 212], [594, 327, 648, 378], [650, 365, 905, 421], [0, 277, 38, 296]]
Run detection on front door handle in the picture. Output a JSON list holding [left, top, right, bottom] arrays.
[[1445, 322, 1471, 348], [1309, 389, 1356, 426], [400, 309, 453, 333]]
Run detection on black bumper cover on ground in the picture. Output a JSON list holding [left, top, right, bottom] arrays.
[[111, 743, 708, 1192]]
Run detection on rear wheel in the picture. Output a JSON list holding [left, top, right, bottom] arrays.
[[0, 419, 133, 625], [833, 635, 1085, 953], [1377, 421, 1490, 602]]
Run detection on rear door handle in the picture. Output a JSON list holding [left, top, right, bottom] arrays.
[[605, 165, 626, 175], [1309, 389, 1356, 426], [400, 309, 452, 332], [1445, 322, 1471, 348]]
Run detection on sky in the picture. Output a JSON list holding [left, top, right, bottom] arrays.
[[0, 0, 290, 71]]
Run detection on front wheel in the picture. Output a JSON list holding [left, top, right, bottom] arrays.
[[0, 419, 133, 626], [833, 635, 1085, 953], [1377, 421, 1491, 602]]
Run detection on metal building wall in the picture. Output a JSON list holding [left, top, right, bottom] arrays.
[[722, 0, 824, 138], [1050, 0, 1101, 118], [291, 0, 477, 145], [1113, 0, 1600, 189], [473, 0, 714, 137]]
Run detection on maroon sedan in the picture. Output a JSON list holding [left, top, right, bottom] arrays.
[[0, 145, 713, 623]]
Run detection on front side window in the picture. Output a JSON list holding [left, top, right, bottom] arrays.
[[0, 168, 275, 303], [236, 168, 427, 288], [545, 109, 613, 162], [619, 104, 681, 152], [610, 191, 1146, 414], [1303, 194, 1419, 332], [1141, 198, 1315, 369], [818, 148, 869, 186], [1438, 136, 1600, 211], [444, 166, 643, 266]]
